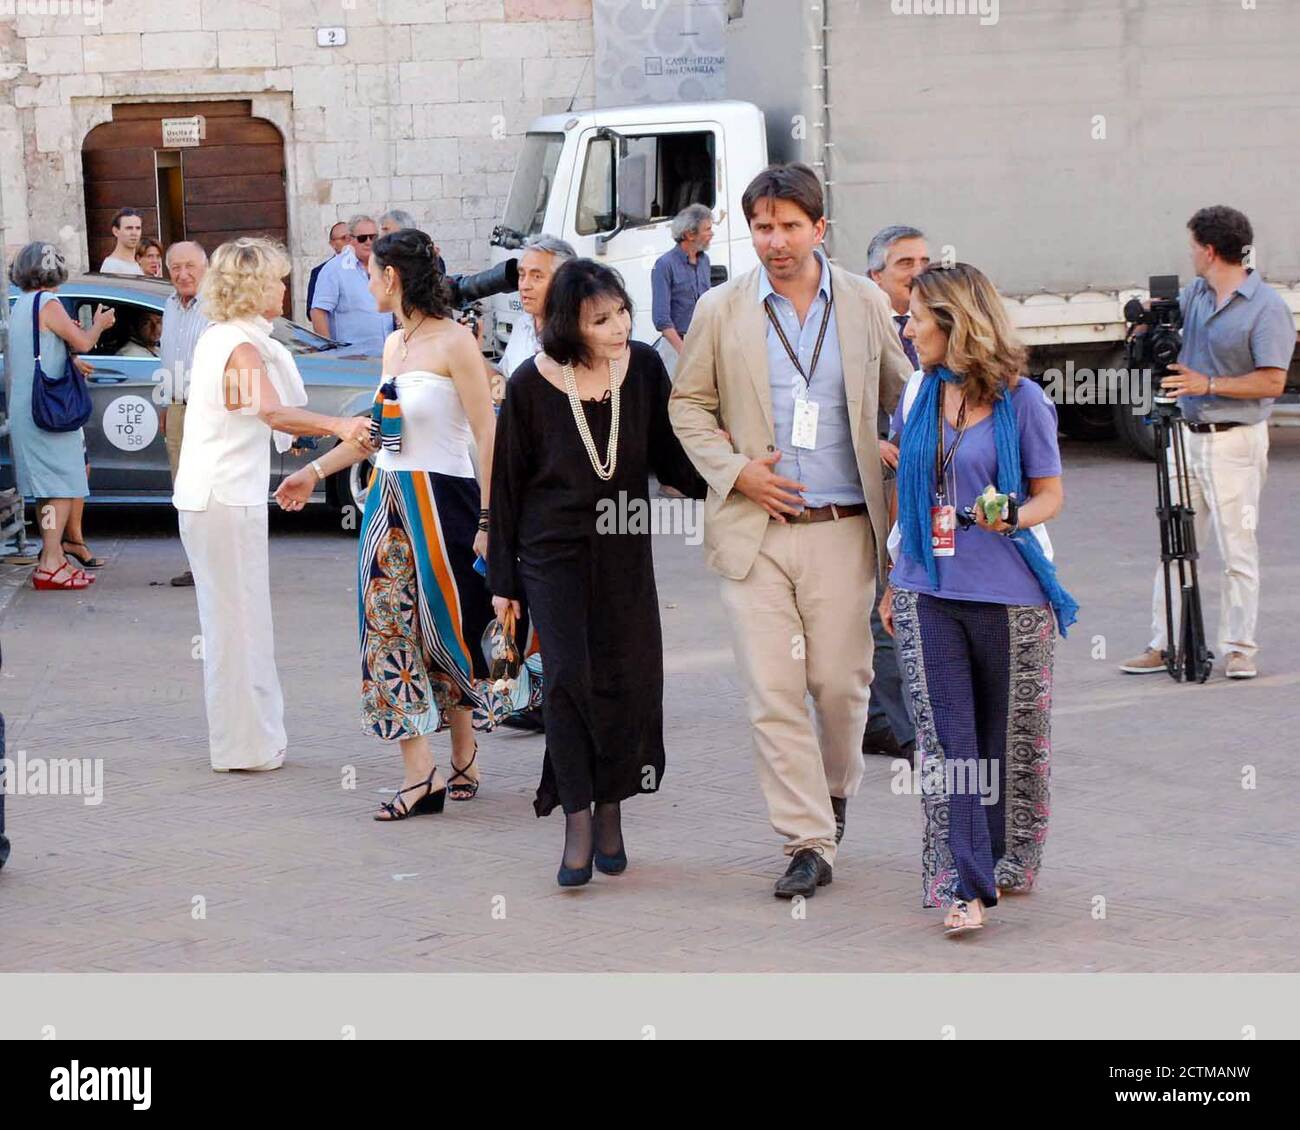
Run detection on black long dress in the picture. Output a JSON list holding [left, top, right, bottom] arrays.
[[488, 342, 705, 816]]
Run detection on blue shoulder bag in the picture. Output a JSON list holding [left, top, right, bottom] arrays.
[[30, 292, 93, 433]]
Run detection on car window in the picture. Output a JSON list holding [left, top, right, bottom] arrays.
[[272, 317, 340, 355], [64, 296, 164, 358]]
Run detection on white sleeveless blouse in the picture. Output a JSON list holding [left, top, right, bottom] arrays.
[[173, 322, 274, 511], [374, 371, 475, 478]]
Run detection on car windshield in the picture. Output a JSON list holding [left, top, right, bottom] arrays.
[[501, 132, 564, 239], [271, 318, 338, 354]]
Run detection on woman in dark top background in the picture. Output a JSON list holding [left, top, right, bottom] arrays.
[[489, 259, 704, 888]]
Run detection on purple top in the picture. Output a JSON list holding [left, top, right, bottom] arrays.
[[890, 378, 1062, 606]]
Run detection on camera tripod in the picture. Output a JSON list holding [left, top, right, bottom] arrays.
[[1149, 401, 1213, 683]]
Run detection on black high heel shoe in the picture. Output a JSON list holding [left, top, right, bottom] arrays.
[[557, 856, 594, 887], [374, 768, 447, 821], [594, 844, 627, 875]]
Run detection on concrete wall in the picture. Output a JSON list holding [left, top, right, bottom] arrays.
[[726, 0, 1300, 295], [0, 0, 595, 313]]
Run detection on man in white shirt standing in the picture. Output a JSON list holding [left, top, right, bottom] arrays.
[[101, 209, 145, 274], [158, 241, 210, 587], [496, 233, 576, 386]]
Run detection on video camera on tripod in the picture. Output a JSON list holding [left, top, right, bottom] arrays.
[[1123, 275, 1213, 683]]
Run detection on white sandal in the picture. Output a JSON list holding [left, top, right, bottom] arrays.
[[944, 899, 986, 936]]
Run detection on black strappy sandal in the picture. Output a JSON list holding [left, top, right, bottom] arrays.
[[374, 768, 447, 821], [447, 743, 480, 802], [62, 541, 106, 568]]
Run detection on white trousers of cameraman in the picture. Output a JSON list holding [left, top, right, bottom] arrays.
[[1148, 421, 1268, 660]]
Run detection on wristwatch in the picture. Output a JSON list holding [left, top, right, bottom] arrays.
[[310, 459, 326, 482]]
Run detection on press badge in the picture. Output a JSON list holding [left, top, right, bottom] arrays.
[[792, 397, 819, 450], [931, 504, 957, 556]]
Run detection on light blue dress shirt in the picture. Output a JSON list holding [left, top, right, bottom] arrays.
[[760, 252, 863, 508], [310, 247, 394, 357]]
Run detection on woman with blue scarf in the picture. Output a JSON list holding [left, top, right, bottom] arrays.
[[879, 263, 1077, 936]]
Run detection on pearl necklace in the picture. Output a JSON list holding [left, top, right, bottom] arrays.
[[562, 358, 620, 480]]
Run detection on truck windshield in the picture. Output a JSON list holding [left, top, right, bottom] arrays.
[[502, 133, 564, 239]]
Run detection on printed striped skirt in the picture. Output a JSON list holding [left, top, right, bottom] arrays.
[[358, 467, 512, 740]]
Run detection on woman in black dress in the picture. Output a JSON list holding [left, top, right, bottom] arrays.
[[488, 259, 704, 888]]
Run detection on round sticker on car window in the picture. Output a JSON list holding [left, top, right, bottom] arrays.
[[103, 395, 159, 451]]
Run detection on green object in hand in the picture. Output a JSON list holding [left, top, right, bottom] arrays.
[[978, 484, 1008, 523]]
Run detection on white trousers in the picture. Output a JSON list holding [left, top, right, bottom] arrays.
[[179, 499, 287, 771], [1148, 421, 1269, 660]]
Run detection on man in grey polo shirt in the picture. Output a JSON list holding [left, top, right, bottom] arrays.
[[1121, 205, 1296, 680]]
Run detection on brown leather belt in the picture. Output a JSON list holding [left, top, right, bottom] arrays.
[[776, 503, 868, 524], [1185, 420, 1245, 434]]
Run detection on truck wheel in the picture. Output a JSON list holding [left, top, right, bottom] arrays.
[[1113, 402, 1158, 460], [1057, 403, 1116, 441]]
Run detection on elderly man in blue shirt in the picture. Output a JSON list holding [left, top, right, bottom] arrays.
[[309, 213, 394, 356], [652, 203, 714, 359], [1121, 205, 1297, 680]]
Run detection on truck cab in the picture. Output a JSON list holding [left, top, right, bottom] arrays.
[[487, 100, 768, 354]]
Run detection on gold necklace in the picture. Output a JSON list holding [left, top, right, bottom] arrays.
[[399, 316, 427, 360], [562, 358, 620, 480]]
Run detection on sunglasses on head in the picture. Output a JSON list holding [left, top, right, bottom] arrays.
[[354, 233, 376, 243]]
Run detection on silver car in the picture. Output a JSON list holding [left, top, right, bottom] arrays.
[[2, 273, 380, 512]]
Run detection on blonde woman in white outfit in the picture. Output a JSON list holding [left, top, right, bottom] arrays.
[[174, 238, 376, 772]]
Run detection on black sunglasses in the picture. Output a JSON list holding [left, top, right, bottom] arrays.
[[354, 233, 376, 243]]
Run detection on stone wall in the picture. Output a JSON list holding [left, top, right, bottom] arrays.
[[0, 0, 594, 311]]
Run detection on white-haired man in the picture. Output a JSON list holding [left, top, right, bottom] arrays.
[[159, 240, 210, 587]]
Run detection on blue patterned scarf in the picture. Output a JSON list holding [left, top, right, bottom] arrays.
[[896, 366, 1079, 637]]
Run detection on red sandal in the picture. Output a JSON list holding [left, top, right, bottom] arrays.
[[31, 562, 91, 590]]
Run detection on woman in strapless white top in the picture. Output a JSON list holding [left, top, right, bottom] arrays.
[[175, 238, 377, 773], [276, 228, 502, 820]]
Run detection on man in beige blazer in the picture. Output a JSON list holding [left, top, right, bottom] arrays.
[[669, 164, 913, 898]]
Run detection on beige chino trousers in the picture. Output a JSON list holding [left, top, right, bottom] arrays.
[[719, 513, 876, 866]]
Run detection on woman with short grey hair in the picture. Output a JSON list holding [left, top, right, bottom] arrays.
[[6, 242, 116, 590]]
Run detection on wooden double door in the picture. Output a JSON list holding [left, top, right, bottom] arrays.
[[82, 100, 289, 304]]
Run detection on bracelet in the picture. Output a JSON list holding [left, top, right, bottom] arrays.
[[1207, 376, 1216, 396], [310, 459, 326, 482]]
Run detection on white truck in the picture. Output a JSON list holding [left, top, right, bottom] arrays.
[[486, 0, 1300, 458]]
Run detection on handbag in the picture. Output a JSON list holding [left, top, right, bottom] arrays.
[[30, 292, 93, 433], [480, 603, 532, 716], [886, 370, 1054, 563]]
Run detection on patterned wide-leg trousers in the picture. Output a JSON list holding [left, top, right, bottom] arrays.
[[892, 590, 1055, 908]]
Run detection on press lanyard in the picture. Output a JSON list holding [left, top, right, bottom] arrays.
[[764, 281, 834, 396], [934, 386, 969, 503]]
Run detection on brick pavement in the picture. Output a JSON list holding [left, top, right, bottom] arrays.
[[1, 434, 1297, 972]]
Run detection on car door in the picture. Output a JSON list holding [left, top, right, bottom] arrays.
[[61, 292, 170, 496]]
